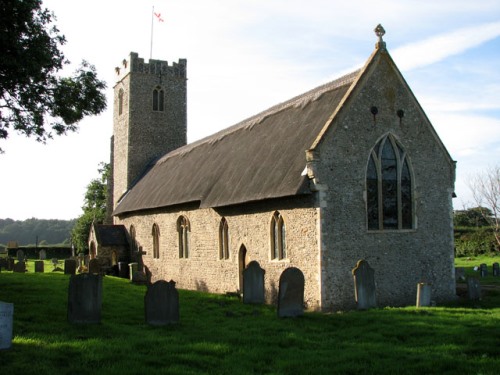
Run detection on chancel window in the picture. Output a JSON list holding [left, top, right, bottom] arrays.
[[219, 217, 229, 260], [367, 134, 413, 230], [270, 211, 286, 260], [152, 223, 160, 259], [177, 216, 190, 258], [153, 86, 164, 111]]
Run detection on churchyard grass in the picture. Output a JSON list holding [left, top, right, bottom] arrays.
[[0, 269, 499, 374]]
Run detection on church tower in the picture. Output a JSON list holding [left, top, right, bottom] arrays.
[[110, 52, 187, 215]]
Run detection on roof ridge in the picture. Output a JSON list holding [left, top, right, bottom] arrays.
[[156, 69, 360, 164]]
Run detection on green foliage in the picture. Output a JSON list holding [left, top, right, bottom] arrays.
[[71, 162, 109, 253], [0, 0, 106, 151], [0, 218, 75, 246], [454, 207, 492, 227], [0, 272, 499, 374], [454, 226, 498, 257]]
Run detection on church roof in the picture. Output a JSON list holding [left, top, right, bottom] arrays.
[[114, 68, 359, 215], [93, 224, 128, 246]]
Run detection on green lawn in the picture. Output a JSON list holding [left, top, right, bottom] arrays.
[[0, 262, 499, 374]]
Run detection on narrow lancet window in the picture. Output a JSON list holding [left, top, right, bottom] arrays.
[[270, 211, 287, 260]]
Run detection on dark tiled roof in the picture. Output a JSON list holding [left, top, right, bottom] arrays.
[[94, 225, 128, 246], [114, 70, 359, 215]]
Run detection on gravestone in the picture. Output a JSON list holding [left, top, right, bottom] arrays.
[[64, 259, 77, 275], [7, 258, 14, 271], [0, 301, 14, 350], [131, 271, 148, 285], [13, 261, 26, 273], [352, 260, 376, 310], [416, 282, 432, 308], [39, 249, 47, 260], [145, 280, 179, 325], [16, 250, 24, 262], [243, 261, 265, 304], [34, 260, 44, 273], [118, 262, 128, 279], [493, 262, 499, 277], [277, 267, 305, 318], [129, 263, 139, 281], [466, 277, 481, 301], [455, 267, 466, 281], [88, 259, 100, 274], [479, 263, 488, 277], [67, 273, 103, 324]]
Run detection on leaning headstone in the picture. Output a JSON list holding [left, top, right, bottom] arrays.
[[64, 259, 77, 275], [13, 261, 26, 273], [416, 282, 432, 308], [88, 259, 100, 274], [34, 260, 44, 273], [39, 249, 46, 260], [352, 260, 376, 310], [466, 277, 481, 301], [67, 274, 103, 324], [0, 301, 14, 350], [479, 263, 488, 277], [277, 267, 305, 318], [145, 280, 179, 325], [493, 262, 499, 277], [455, 267, 466, 281], [16, 250, 24, 262], [243, 261, 265, 304]]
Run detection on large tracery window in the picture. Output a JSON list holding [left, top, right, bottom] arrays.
[[270, 211, 286, 260], [177, 216, 190, 258], [367, 134, 413, 230]]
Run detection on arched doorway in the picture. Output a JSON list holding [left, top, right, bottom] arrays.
[[238, 245, 249, 292]]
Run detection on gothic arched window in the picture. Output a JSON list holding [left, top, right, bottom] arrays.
[[177, 216, 190, 258], [153, 86, 164, 112], [270, 211, 286, 260], [152, 223, 160, 259], [367, 134, 413, 230], [219, 217, 229, 260]]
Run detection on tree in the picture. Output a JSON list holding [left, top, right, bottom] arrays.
[[454, 207, 491, 227], [467, 165, 500, 249], [71, 162, 109, 253], [0, 0, 106, 151]]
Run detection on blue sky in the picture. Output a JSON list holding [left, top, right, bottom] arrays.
[[0, 0, 499, 220]]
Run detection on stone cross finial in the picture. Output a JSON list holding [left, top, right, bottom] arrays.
[[374, 24, 386, 49]]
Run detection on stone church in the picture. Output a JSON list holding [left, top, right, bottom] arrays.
[[89, 26, 457, 311]]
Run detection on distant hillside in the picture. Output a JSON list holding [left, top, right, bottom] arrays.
[[0, 218, 76, 247]]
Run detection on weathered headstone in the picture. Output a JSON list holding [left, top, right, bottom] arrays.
[[493, 262, 499, 277], [479, 263, 488, 277], [39, 249, 47, 260], [277, 267, 305, 318], [352, 260, 376, 310], [88, 259, 100, 274], [455, 267, 466, 281], [129, 262, 139, 281], [466, 277, 481, 301], [13, 261, 26, 273], [64, 259, 77, 275], [416, 282, 432, 308], [118, 262, 129, 279], [16, 250, 24, 262], [131, 271, 148, 284], [0, 301, 14, 350], [67, 273, 103, 324], [145, 280, 179, 325], [34, 260, 44, 273], [243, 261, 265, 304]]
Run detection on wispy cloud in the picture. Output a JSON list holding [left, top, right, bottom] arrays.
[[393, 21, 500, 70]]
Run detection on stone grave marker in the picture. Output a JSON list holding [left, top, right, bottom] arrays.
[[352, 260, 377, 310], [16, 250, 24, 262], [13, 261, 26, 273], [64, 259, 77, 275], [67, 273, 103, 324], [493, 262, 499, 277], [416, 282, 432, 308], [0, 301, 14, 350], [466, 277, 481, 301], [129, 262, 139, 281], [88, 259, 100, 274], [479, 263, 488, 277], [34, 260, 44, 273], [277, 267, 305, 318], [243, 261, 265, 304], [118, 262, 128, 278], [7, 258, 14, 271], [39, 249, 46, 260], [145, 280, 179, 325], [455, 267, 466, 281]]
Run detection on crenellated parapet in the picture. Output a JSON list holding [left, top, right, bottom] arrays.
[[114, 52, 187, 83]]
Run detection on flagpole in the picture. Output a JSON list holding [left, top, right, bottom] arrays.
[[150, 6, 154, 59]]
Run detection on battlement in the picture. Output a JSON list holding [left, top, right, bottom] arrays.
[[114, 52, 187, 83]]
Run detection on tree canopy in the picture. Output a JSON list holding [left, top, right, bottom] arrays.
[[0, 0, 106, 151]]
